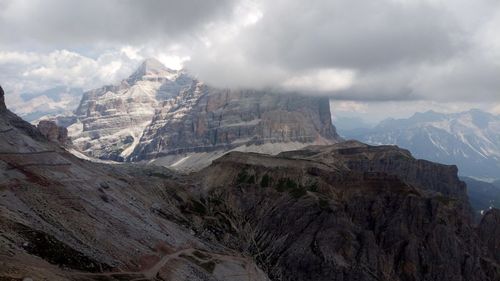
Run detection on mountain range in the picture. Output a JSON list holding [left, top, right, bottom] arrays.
[[342, 110, 500, 180], [8, 86, 83, 122], [1, 84, 499, 280], [51, 59, 341, 171]]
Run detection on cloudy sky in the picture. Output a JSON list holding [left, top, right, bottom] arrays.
[[1, 0, 499, 122]]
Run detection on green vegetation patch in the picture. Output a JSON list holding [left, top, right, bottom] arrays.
[[236, 170, 250, 184], [318, 198, 329, 209], [236, 169, 257, 185], [305, 180, 319, 192], [181, 198, 207, 215], [276, 178, 298, 192], [289, 188, 307, 198], [193, 250, 211, 260], [191, 199, 207, 215], [200, 261, 216, 273], [247, 174, 256, 184], [260, 174, 271, 188], [274, 178, 308, 198], [435, 195, 456, 206]]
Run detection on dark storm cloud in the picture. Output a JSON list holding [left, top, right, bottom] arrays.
[[243, 0, 464, 70], [0, 0, 235, 47], [187, 0, 500, 103]]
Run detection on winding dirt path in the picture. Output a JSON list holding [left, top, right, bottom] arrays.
[[72, 247, 262, 281], [72, 248, 195, 280]]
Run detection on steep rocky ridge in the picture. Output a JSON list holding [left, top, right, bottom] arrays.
[[182, 143, 500, 281], [280, 141, 470, 205]]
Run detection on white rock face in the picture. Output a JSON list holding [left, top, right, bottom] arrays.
[[69, 59, 195, 160], [344, 110, 500, 179], [58, 59, 342, 169]]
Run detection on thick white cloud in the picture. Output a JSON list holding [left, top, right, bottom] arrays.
[[0, 49, 135, 93], [283, 69, 356, 93], [0, 45, 190, 96], [0, 50, 125, 92]]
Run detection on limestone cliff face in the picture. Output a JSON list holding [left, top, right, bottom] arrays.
[[129, 86, 340, 161]]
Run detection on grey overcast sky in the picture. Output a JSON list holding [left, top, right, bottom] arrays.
[[0, 0, 499, 121]]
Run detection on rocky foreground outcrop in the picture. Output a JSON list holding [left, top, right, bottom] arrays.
[[0, 85, 7, 113], [0, 86, 5, 111], [1, 86, 499, 280], [187, 143, 499, 281], [37, 120, 71, 145]]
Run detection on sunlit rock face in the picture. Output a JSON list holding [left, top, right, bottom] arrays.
[[67, 59, 195, 161]]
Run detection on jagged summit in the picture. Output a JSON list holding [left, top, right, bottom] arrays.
[[126, 58, 177, 83]]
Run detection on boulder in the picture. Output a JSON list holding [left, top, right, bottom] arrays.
[[37, 120, 71, 145]]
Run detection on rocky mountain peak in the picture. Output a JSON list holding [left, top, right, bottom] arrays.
[[60, 60, 342, 167], [0, 85, 5, 111], [127, 58, 177, 83]]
